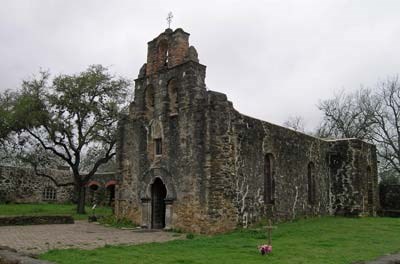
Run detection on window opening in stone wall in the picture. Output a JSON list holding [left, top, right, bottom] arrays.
[[165, 50, 169, 66], [264, 154, 275, 204], [89, 184, 99, 191], [106, 184, 116, 206], [168, 79, 178, 115], [42, 186, 56, 201], [307, 162, 316, 205], [158, 40, 169, 68], [155, 138, 162, 156], [145, 85, 155, 116]]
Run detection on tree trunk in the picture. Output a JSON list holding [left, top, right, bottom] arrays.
[[76, 184, 86, 214]]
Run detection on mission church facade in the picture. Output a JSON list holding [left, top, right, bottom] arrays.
[[115, 28, 379, 234]]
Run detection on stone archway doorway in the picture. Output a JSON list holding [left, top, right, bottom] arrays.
[[106, 184, 116, 206], [151, 178, 167, 229]]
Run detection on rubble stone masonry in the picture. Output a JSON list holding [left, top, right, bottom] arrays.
[[115, 28, 379, 234]]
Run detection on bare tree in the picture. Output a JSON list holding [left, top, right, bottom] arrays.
[[317, 89, 373, 139], [318, 76, 400, 181], [366, 77, 400, 175], [283, 116, 306, 132]]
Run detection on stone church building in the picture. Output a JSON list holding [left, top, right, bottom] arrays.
[[115, 28, 379, 234]]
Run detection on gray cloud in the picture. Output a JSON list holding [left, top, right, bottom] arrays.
[[1, 0, 400, 130]]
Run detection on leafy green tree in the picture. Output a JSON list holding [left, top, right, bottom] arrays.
[[1, 65, 130, 213], [0, 90, 18, 141]]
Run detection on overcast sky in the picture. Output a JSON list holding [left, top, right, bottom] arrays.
[[1, 0, 399, 130]]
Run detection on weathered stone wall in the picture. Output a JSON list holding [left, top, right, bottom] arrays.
[[329, 139, 379, 216], [0, 165, 117, 205], [146, 28, 191, 75], [204, 91, 378, 227], [116, 48, 211, 232], [116, 28, 379, 234], [0, 166, 73, 204]]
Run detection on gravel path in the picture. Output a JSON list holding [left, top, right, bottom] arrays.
[[354, 253, 400, 264], [0, 221, 181, 254]]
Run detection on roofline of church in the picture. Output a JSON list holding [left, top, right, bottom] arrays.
[[147, 28, 190, 44], [235, 110, 374, 146], [139, 28, 374, 148]]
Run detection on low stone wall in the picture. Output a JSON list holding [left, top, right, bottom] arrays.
[[0, 246, 54, 264], [0, 166, 73, 204], [0, 215, 74, 226], [380, 184, 400, 210], [0, 165, 117, 206]]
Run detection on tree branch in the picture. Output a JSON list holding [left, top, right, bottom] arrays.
[[32, 164, 74, 187], [25, 128, 73, 167], [83, 141, 116, 183]]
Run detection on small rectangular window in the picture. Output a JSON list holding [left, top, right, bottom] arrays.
[[155, 138, 162, 155], [42, 187, 57, 201]]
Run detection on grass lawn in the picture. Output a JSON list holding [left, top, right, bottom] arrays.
[[40, 217, 400, 264], [0, 203, 112, 220]]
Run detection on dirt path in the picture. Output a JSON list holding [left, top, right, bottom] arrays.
[[0, 221, 181, 254], [354, 253, 400, 264]]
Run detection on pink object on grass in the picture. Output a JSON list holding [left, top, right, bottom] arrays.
[[258, 244, 272, 255]]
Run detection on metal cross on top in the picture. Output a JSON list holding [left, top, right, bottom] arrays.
[[265, 219, 277, 245], [166, 12, 173, 28]]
